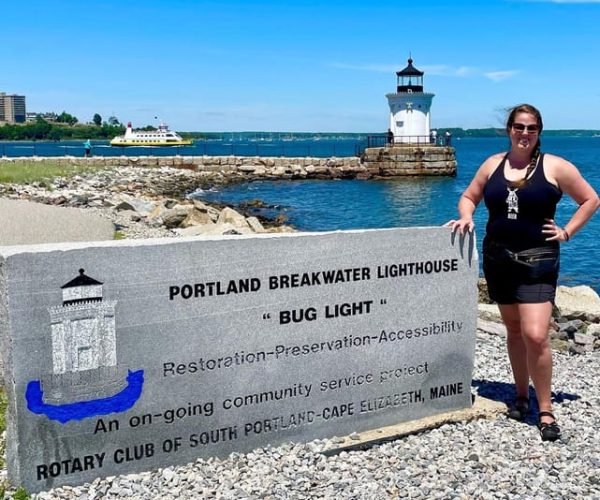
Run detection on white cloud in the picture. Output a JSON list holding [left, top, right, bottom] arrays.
[[329, 62, 397, 72], [331, 61, 519, 82], [417, 65, 448, 74], [484, 70, 520, 82], [425, 66, 517, 80], [420, 65, 477, 77], [517, 0, 600, 3], [455, 66, 476, 77]]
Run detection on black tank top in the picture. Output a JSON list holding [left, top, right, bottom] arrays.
[[483, 153, 562, 251]]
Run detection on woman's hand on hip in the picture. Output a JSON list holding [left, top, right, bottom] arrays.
[[542, 218, 569, 242]]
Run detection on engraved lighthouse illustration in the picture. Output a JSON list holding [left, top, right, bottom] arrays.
[[46, 269, 119, 400], [26, 269, 144, 424]]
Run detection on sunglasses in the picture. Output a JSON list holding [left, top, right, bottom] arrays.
[[512, 123, 539, 133]]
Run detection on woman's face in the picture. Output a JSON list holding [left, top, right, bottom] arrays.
[[509, 112, 540, 154]]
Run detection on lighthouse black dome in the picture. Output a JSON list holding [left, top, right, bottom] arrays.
[[396, 57, 424, 93], [396, 58, 424, 77]]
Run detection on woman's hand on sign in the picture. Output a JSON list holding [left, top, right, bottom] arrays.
[[445, 217, 474, 235]]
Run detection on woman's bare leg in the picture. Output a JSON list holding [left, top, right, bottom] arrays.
[[517, 302, 554, 424], [498, 304, 530, 399]]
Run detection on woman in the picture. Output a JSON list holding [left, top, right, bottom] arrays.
[[448, 104, 599, 441]]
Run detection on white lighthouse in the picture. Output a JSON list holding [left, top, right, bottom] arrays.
[[386, 57, 434, 144]]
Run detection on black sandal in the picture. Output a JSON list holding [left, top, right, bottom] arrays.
[[507, 396, 530, 421], [538, 411, 561, 442]]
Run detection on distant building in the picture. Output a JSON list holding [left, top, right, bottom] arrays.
[[386, 58, 434, 144], [26, 111, 58, 123], [0, 92, 27, 124]]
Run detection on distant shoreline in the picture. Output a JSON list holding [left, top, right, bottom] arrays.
[[1, 130, 600, 143], [181, 129, 600, 139]]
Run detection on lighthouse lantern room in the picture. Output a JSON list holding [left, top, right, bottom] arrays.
[[386, 57, 435, 144]]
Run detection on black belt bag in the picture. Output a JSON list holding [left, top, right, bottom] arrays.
[[483, 240, 559, 282]]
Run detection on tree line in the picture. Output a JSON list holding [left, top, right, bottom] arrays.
[[1, 114, 598, 141], [0, 112, 127, 141], [435, 128, 600, 138]]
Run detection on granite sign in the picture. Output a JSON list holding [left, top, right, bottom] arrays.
[[0, 227, 477, 492]]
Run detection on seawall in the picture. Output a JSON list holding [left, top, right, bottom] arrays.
[[361, 145, 456, 176], [1, 146, 456, 179]]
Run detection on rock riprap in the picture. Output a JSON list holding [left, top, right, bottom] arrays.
[[0, 166, 293, 239], [478, 280, 600, 354]]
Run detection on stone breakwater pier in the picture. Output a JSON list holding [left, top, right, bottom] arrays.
[[2, 145, 456, 179], [361, 145, 456, 176]]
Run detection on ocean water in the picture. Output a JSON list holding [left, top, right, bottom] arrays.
[[195, 136, 600, 292], [0, 137, 363, 158]]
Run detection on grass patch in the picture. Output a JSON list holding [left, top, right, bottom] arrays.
[[0, 487, 31, 500], [0, 160, 111, 184], [12, 487, 31, 500], [0, 386, 7, 471], [0, 387, 6, 435], [0, 391, 30, 499]]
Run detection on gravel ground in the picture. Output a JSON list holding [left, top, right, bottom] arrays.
[[3, 329, 598, 499], [86, 206, 176, 240]]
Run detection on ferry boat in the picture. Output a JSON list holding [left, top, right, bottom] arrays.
[[110, 121, 193, 147]]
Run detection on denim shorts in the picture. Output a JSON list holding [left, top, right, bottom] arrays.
[[482, 239, 559, 304]]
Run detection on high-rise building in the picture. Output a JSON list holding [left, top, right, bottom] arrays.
[[0, 92, 27, 124]]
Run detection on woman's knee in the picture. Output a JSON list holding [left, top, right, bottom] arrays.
[[506, 330, 523, 349], [522, 329, 550, 351], [503, 319, 522, 337]]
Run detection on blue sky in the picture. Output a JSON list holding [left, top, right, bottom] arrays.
[[2, 0, 600, 132]]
